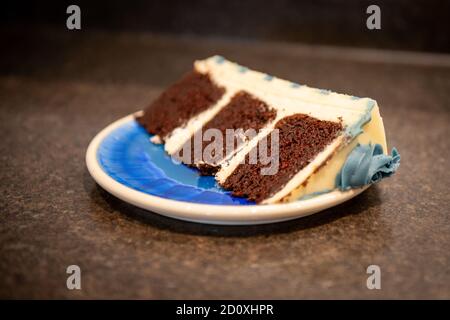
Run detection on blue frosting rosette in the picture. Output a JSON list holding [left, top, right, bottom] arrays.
[[336, 143, 400, 190]]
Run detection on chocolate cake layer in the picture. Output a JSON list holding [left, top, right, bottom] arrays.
[[176, 91, 277, 174], [136, 71, 225, 139], [222, 114, 343, 203]]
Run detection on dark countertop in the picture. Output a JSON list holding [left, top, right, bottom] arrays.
[[1, 28, 449, 299]]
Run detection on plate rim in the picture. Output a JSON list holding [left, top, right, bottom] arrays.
[[86, 113, 369, 225]]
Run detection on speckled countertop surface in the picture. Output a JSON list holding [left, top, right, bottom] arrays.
[[1, 28, 449, 299]]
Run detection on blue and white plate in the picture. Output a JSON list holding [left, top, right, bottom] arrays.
[[86, 113, 369, 225]]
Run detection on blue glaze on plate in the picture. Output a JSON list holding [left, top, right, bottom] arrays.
[[97, 121, 254, 205]]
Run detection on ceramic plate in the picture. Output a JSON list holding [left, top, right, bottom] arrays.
[[86, 113, 369, 225]]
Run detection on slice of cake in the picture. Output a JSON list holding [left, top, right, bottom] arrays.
[[137, 56, 400, 204]]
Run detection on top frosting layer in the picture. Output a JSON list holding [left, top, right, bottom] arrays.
[[195, 55, 375, 139]]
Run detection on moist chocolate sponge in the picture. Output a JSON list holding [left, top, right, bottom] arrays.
[[136, 71, 225, 139], [222, 114, 343, 203]]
